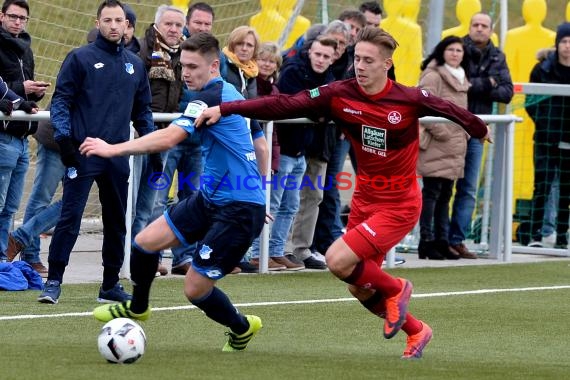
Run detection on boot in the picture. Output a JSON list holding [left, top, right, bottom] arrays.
[[434, 240, 460, 260], [417, 240, 444, 260]]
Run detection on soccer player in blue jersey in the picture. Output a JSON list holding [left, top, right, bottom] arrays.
[[80, 32, 266, 352]]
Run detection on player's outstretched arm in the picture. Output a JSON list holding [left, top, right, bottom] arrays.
[[195, 106, 221, 127], [80, 125, 188, 157]]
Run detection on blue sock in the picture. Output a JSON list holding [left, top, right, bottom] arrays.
[[191, 287, 248, 334]]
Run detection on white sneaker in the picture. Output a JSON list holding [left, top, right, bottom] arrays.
[[311, 251, 326, 263], [527, 241, 543, 248], [541, 233, 556, 248]]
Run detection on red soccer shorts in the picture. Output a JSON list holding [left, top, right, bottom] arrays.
[[342, 197, 421, 264]]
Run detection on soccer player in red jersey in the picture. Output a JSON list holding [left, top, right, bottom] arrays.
[[196, 26, 491, 359]]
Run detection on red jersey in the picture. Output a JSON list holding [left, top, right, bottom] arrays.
[[221, 78, 487, 207]]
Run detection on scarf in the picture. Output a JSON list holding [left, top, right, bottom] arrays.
[[222, 46, 259, 79], [444, 63, 466, 85], [148, 25, 182, 82]]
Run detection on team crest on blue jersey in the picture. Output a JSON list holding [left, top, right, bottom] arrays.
[[125, 63, 134, 75]]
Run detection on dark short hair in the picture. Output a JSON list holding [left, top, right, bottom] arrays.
[[359, 1, 382, 16], [420, 35, 469, 74], [96, 0, 125, 20], [187, 2, 215, 22], [1, 0, 29, 15], [181, 32, 220, 61], [338, 9, 366, 28]]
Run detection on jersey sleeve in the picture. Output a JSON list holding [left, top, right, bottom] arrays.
[[220, 85, 333, 121], [416, 87, 487, 139], [171, 99, 208, 135]]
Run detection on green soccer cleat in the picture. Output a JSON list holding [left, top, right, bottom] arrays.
[[93, 301, 151, 322], [222, 315, 263, 352]]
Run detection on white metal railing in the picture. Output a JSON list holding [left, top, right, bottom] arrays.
[[1, 111, 521, 274]]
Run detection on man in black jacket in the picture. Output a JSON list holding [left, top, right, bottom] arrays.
[[0, 0, 45, 261], [525, 22, 570, 248]]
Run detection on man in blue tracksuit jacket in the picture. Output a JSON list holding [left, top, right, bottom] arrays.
[[38, 0, 155, 304]]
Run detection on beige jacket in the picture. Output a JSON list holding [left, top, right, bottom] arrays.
[[417, 61, 471, 179]]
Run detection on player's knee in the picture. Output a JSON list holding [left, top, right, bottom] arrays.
[[325, 252, 350, 278]]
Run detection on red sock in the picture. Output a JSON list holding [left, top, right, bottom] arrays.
[[360, 291, 386, 318], [361, 292, 423, 336], [343, 260, 402, 297], [401, 313, 423, 335]]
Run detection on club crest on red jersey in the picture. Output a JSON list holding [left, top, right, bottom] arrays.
[[387, 111, 402, 124]]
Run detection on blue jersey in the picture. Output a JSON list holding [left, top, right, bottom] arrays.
[[172, 77, 265, 206]]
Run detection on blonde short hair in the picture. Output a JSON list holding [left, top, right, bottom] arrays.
[[257, 41, 283, 81]]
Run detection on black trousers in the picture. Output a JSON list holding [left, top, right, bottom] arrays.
[[420, 176, 454, 242], [48, 157, 129, 285]]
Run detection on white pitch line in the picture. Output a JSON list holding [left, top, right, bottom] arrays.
[[2, 285, 569, 321]]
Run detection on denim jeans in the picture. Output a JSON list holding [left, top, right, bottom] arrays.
[[18, 144, 64, 263], [131, 152, 165, 238], [542, 174, 559, 236], [419, 177, 454, 241], [528, 143, 559, 241], [0, 133, 29, 260], [449, 138, 484, 245], [15, 200, 62, 257], [151, 135, 202, 267], [250, 154, 306, 258], [313, 137, 351, 254]]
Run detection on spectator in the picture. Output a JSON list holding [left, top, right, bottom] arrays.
[[134, 5, 185, 275], [417, 36, 471, 260], [5, 22, 138, 274], [252, 36, 337, 271], [182, 1, 213, 36], [448, 12, 513, 259], [220, 25, 269, 273], [1, 74, 41, 266], [359, 1, 383, 27], [37, 0, 155, 304], [0, 0, 46, 261], [246, 41, 286, 271], [87, 3, 139, 53], [220, 25, 260, 99], [310, 16, 359, 263], [525, 22, 570, 248], [255, 42, 281, 174], [6, 104, 62, 276], [150, 2, 215, 276], [283, 36, 338, 271], [281, 23, 326, 63]]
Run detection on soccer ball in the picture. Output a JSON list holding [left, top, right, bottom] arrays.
[[97, 318, 146, 364]]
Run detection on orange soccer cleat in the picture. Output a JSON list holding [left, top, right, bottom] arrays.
[[383, 278, 413, 339], [402, 321, 433, 359]]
